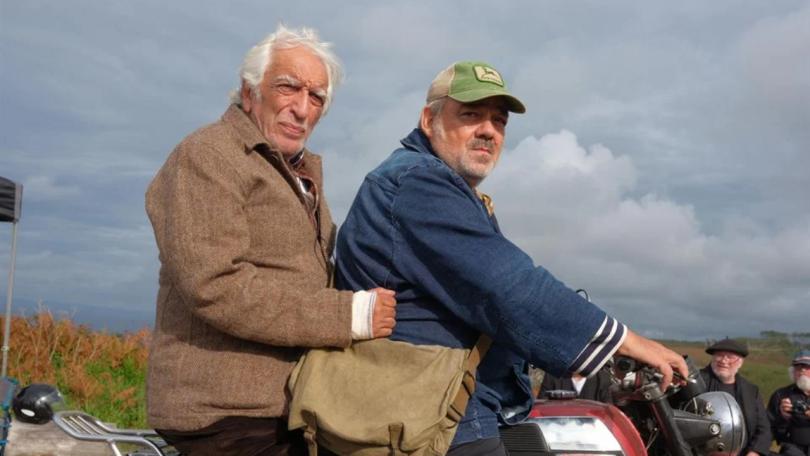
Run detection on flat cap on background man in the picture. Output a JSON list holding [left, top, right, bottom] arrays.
[[706, 338, 750, 358]]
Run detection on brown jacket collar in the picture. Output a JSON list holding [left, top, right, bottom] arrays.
[[222, 104, 324, 188]]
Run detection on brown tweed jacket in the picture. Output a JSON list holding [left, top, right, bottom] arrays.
[[145, 105, 354, 431]]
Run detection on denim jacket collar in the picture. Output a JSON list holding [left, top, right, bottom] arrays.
[[400, 128, 437, 158], [400, 128, 500, 230]]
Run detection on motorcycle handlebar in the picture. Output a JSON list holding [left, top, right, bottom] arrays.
[[610, 354, 706, 400]]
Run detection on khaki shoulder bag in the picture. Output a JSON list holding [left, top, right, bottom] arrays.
[[288, 335, 491, 456]]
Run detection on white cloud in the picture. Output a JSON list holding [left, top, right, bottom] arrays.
[[485, 130, 809, 338], [2, 1, 808, 339], [22, 176, 81, 201], [8, 219, 157, 308], [739, 3, 810, 111]]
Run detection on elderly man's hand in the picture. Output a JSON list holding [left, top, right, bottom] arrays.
[[616, 329, 689, 390], [780, 397, 793, 420], [370, 288, 397, 338]]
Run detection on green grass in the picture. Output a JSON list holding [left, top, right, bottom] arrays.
[[76, 355, 147, 428], [5, 312, 150, 429]]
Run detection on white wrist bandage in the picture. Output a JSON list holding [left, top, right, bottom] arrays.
[[351, 290, 376, 340]]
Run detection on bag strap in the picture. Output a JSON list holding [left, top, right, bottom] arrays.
[[303, 413, 319, 456], [448, 334, 493, 420]]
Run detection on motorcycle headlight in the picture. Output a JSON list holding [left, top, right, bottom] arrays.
[[683, 391, 746, 456], [500, 416, 625, 455], [534, 417, 623, 452]]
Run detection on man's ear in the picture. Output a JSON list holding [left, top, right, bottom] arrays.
[[419, 105, 434, 138], [240, 83, 253, 112]]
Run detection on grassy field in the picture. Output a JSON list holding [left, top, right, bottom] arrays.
[[4, 310, 806, 430], [5, 311, 149, 428]]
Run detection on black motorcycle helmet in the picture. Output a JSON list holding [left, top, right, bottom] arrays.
[[12, 383, 66, 424]]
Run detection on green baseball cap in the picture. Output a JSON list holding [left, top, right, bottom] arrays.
[[426, 61, 526, 113]]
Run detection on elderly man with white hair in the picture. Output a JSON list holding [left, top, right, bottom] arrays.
[[769, 350, 810, 456], [145, 25, 396, 455], [700, 338, 772, 456]]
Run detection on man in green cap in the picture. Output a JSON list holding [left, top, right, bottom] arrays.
[[335, 61, 687, 455]]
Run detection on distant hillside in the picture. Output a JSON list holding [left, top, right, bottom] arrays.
[[13, 298, 154, 333]]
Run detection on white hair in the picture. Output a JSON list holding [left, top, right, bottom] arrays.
[[229, 24, 343, 113]]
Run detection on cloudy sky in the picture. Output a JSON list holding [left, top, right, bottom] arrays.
[[1, 1, 808, 339]]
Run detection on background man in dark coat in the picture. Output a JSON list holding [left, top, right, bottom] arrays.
[[768, 350, 810, 456], [701, 338, 773, 456]]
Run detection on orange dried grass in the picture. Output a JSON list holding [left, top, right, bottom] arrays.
[[2, 309, 150, 410]]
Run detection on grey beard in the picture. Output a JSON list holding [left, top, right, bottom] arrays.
[[797, 375, 810, 393]]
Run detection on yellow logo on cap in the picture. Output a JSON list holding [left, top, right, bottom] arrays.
[[473, 66, 504, 86]]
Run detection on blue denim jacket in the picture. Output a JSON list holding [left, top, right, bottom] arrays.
[[335, 128, 625, 446]]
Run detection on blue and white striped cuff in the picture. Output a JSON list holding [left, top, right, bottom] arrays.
[[570, 316, 627, 377]]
